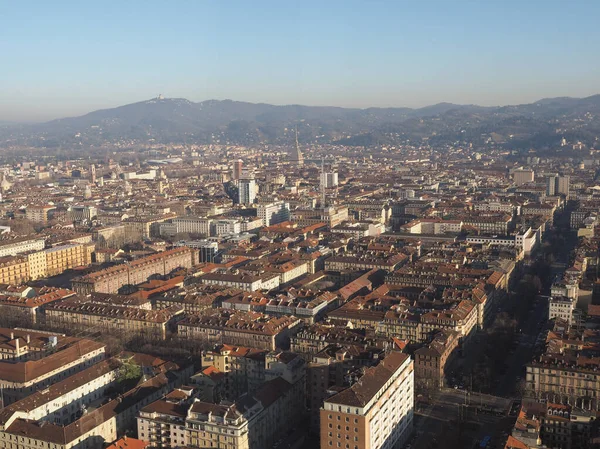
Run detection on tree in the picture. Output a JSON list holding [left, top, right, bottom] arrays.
[[117, 359, 142, 383]]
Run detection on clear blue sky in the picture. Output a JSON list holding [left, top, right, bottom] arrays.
[[2, 0, 600, 122]]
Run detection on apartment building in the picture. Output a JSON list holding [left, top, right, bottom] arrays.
[[0, 329, 106, 404], [325, 253, 408, 272], [320, 351, 414, 449], [0, 255, 30, 285], [199, 272, 281, 292], [548, 296, 575, 325], [292, 206, 349, 228], [414, 330, 460, 390], [257, 201, 291, 227], [0, 355, 180, 449], [0, 287, 76, 325], [71, 247, 194, 295], [45, 298, 184, 340], [0, 238, 46, 258], [44, 242, 95, 276], [25, 205, 56, 223], [187, 375, 303, 449], [177, 309, 302, 350]]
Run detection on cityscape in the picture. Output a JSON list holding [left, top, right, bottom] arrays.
[[2, 2, 600, 449]]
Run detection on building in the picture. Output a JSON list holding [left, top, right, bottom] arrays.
[[0, 287, 76, 325], [292, 206, 349, 228], [0, 354, 186, 449], [0, 238, 46, 258], [123, 214, 176, 242], [257, 201, 291, 227], [548, 296, 575, 325], [320, 351, 414, 449], [177, 309, 302, 350], [547, 175, 557, 196], [160, 217, 213, 238], [414, 330, 460, 390], [238, 176, 256, 205], [199, 272, 280, 292], [232, 159, 243, 181], [557, 175, 570, 197], [513, 169, 535, 186], [45, 298, 184, 340], [320, 172, 339, 189], [25, 205, 56, 223], [0, 256, 30, 285], [0, 329, 106, 405], [43, 242, 95, 277], [71, 247, 194, 295], [291, 128, 304, 166], [68, 205, 98, 223]]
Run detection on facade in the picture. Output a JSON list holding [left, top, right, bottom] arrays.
[[45, 299, 184, 340], [177, 309, 302, 350], [25, 205, 55, 223], [320, 351, 414, 449], [232, 159, 243, 181], [238, 177, 256, 205], [320, 172, 339, 188], [548, 296, 575, 325], [0, 329, 106, 404], [0, 238, 46, 258], [71, 247, 194, 295], [414, 330, 460, 390], [257, 201, 291, 227], [292, 206, 349, 228], [513, 169, 535, 185]]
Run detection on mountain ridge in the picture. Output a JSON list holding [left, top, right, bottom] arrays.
[[2, 94, 600, 151]]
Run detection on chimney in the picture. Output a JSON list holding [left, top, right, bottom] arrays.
[[15, 338, 19, 352], [10, 332, 14, 340], [26, 334, 30, 344]]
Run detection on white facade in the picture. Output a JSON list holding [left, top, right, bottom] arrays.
[[320, 172, 338, 189], [239, 178, 256, 204], [548, 296, 575, 325], [257, 201, 291, 226], [0, 238, 46, 257]]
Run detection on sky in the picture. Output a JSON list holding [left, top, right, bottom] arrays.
[[2, 0, 600, 122]]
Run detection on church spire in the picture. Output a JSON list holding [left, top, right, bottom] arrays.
[[292, 126, 304, 167]]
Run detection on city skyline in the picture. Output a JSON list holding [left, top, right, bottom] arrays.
[[2, 0, 600, 121]]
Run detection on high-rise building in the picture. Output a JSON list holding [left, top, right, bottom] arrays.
[[320, 351, 414, 449], [90, 164, 96, 184], [557, 175, 570, 197], [257, 201, 291, 226], [513, 169, 535, 186], [232, 159, 243, 180], [238, 176, 256, 204], [546, 175, 557, 196], [320, 172, 339, 189]]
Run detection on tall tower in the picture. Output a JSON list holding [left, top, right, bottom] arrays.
[[320, 158, 326, 208], [90, 164, 96, 184], [292, 127, 304, 167], [232, 159, 243, 180]]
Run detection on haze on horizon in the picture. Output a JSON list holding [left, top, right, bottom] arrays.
[[2, 0, 600, 122]]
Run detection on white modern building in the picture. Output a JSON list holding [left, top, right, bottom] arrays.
[[239, 177, 256, 204], [548, 296, 575, 325], [257, 201, 291, 226]]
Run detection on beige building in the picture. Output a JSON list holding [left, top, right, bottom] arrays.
[[71, 247, 194, 295], [45, 298, 184, 340], [177, 309, 302, 350], [25, 205, 56, 223], [320, 351, 414, 449]]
